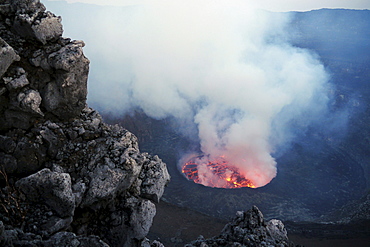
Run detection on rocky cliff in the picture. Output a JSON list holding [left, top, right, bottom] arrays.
[[0, 0, 170, 246]]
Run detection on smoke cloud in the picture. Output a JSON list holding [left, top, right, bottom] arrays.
[[45, 0, 333, 187]]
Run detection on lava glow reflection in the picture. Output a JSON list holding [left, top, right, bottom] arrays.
[[182, 155, 255, 189]]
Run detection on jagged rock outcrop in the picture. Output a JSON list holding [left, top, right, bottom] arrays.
[[0, 0, 170, 246], [0, 109, 170, 246], [0, 0, 88, 130], [186, 206, 299, 247]]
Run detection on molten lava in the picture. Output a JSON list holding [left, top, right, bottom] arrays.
[[182, 155, 255, 189]]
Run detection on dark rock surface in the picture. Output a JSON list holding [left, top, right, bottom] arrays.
[[0, 0, 170, 246]]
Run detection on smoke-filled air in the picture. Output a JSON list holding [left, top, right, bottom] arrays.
[[50, 0, 333, 187]]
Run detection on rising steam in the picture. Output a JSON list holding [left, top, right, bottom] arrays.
[[47, 0, 332, 187]]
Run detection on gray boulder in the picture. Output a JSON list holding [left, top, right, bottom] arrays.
[[11, 0, 62, 44], [43, 40, 89, 118], [15, 168, 75, 218], [140, 154, 171, 203], [0, 38, 20, 78]]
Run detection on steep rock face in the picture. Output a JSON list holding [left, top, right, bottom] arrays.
[[0, 0, 88, 130], [186, 206, 299, 247], [0, 0, 170, 246]]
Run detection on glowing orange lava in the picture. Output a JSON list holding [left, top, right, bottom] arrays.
[[182, 155, 255, 189]]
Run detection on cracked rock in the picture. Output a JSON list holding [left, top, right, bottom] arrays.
[[15, 168, 75, 218]]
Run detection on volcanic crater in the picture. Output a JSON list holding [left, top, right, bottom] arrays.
[[103, 9, 370, 226], [105, 110, 367, 223]]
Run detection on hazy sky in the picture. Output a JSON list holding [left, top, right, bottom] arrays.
[[49, 0, 370, 11]]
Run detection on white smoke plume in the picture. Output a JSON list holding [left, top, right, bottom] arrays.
[[45, 0, 332, 187]]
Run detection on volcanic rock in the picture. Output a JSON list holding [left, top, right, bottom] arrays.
[[0, 0, 170, 246], [185, 206, 298, 247], [0, 226, 110, 247], [15, 168, 75, 218], [12, 0, 63, 44], [0, 38, 20, 78], [0, 0, 89, 130]]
